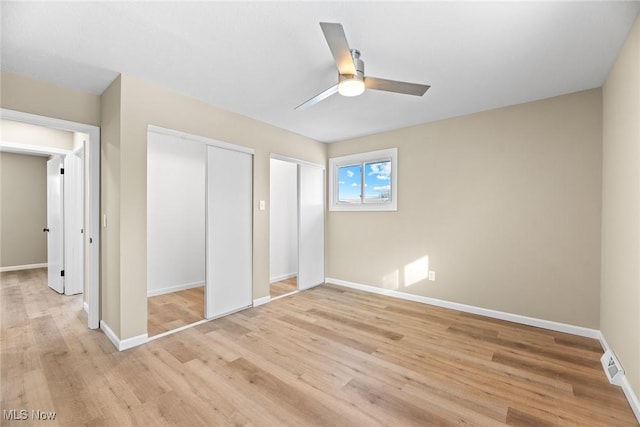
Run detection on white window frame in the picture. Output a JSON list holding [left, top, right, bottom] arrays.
[[329, 148, 398, 211]]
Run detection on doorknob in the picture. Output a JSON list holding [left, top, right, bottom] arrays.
[[43, 228, 50, 232]]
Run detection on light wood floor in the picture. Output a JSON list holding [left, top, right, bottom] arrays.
[[270, 276, 297, 298], [1, 268, 637, 426], [148, 286, 205, 337]]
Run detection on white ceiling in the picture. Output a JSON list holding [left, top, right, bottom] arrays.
[[1, 1, 639, 143]]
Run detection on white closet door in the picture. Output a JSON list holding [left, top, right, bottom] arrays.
[[46, 156, 65, 294], [64, 150, 84, 295], [298, 164, 325, 290], [206, 146, 253, 318]]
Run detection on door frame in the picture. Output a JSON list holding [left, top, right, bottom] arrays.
[[0, 108, 101, 329], [269, 154, 325, 293]]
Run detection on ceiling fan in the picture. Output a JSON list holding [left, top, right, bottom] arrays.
[[296, 22, 430, 110]]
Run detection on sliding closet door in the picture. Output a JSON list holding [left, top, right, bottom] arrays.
[[206, 145, 253, 318], [298, 164, 325, 290]]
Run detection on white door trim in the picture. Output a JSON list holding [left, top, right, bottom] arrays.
[[148, 125, 255, 155], [0, 140, 70, 157], [0, 108, 101, 329], [270, 153, 324, 169]]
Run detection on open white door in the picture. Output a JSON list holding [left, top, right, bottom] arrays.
[[298, 164, 325, 290], [46, 156, 64, 294], [64, 149, 84, 295], [206, 145, 253, 318]]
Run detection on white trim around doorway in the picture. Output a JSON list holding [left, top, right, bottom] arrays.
[[1, 108, 101, 329]]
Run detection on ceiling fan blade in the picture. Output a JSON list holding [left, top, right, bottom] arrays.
[[365, 77, 430, 96], [295, 84, 339, 110], [320, 22, 357, 76]]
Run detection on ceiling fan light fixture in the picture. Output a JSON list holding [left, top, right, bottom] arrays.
[[338, 75, 365, 97]]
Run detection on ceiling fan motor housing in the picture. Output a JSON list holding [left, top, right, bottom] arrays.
[[341, 49, 365, 81], [337, 50, 366, 97]]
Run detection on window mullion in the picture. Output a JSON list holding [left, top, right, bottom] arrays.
[[360, 161, 365, 204]]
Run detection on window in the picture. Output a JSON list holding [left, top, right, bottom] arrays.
[[329, 148, 397, 211]]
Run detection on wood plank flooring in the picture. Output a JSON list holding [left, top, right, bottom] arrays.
[[270, 276, 297, 298], [1, 268, 638, 426], [148, 286, 204, 337]]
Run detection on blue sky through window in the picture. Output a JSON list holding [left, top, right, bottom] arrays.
[[338, 160, 391, 204], [337, 164, 361, 203], [364, 160, 391, 201]]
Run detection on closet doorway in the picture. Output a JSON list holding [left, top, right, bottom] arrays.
[[147, 126, 253, 338], [269, 155, 324, 299]]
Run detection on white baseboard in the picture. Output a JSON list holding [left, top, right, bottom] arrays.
[[621, 376, 640, 423], [0, 263, 47, 272], [119, 333, 148, 351], [325, 277, 600, 339], [598, 331, 613, 356], [598, 332, 640, 422], [100, 320, 120, 350], [100, 320, 148, 351], [270, 272, 297, 283], [147, 281, 203, 297], [253, 296, 271, 307]]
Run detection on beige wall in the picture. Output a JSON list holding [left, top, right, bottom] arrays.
[[327, 89, 603, 329], [1, 119, 74, 151], [100, 77, 122, 335], [106, 75, 326, 339], [602, 15, 640, 398], [0, 152, 48, 268], [1, 71, 101, 126]]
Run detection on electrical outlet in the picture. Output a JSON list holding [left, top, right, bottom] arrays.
[[259, 200, 266, 211], [428, 271, 435, 281]]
